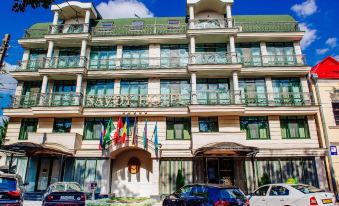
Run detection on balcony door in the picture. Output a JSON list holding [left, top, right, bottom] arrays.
[[267, 43, 295, 66], [197, 79, 230, 105], [236, 43, 261, 66], [90, 47, 117, 70], [239, 79, 267, 106], [160, 80, 191, 107], [52, 81, 76, 106], [57, 48, 81, 68], [160, 44, 188, 68], [196, 44, 227, 64], [120, 79, 148, 107], [28, 49, 46, 70], [272, 78, 303, 106], [122, 46, 149, 69], [21, 82, 41, 107]]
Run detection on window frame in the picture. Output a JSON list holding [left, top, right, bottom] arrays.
[[280, 116, 310, 139], [53, 118, 72, 133], [199, 117, 219, 133], [166, 117, 191, 140], [332, 103, 339, 126], [18, 118, 38, 140], [240, 116, 270, 140], [83, 117, 110, 140]]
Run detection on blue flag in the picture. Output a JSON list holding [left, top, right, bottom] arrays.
[[143, 118, 148, 150], [153, 121, 158, 154]]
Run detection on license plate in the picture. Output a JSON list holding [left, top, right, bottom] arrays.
[[60, 196, 74, 200], [322, 199, 333, 204]]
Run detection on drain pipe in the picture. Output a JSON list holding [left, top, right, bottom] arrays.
[[311, 74, 338, 197]]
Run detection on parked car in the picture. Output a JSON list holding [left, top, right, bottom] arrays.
[[163, 184, 247, 206], [248, 183, 335, 206], [42, 182, 86, 206], [0, 172, 25, 206]]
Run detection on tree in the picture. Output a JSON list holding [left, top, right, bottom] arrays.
[[259, 173, 271, 186], [12, 0, 55, 12], [176, 169, 185, 190], [0, 118, 8, 145]]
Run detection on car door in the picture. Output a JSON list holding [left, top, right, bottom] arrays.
[[170, 185, 193, 206], [266, 185, 290, 206], [188, 185, 209, 206], [250, 185, 270, 206]]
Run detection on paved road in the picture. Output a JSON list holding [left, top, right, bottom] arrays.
[[24, 201, 42, 206]]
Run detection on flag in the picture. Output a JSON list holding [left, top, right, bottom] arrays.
[[153, 121, 159, 154], [99, 122, 106, 150], [114, 117, 124, 145], [104, 119, 115, 147], [143, 118, 148, 150], [132, 117, 138, 146], [121, 116, 130, 144]]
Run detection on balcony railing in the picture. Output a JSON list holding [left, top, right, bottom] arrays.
[[11, 94, 41, 108], [239, 55, 306, 67], [15, 59, 45, 71], [197, 91, 234, 105], [44, 56, 87, 69], [38, 93, 83, 107], [85, 94, 191, 108], [235, 22, 300, 32], [92, 24, 187, 37], [88, 57, 188, 70], [49, 23, 89, 34], [23, 28, 49, 39], [189, 18, 234, 29], [240, 92, 314, 106], [189, 52, 233, 65]]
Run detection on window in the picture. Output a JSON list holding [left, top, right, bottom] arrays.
[[239, 79, 267, 106], [191, 186, 209, 198], [120, 79, 148, 107], [280, 116, 310, 139], [266, 42, 296, 66], [196, 44, 228, 64], [122, 46, 149, 69], [28, 49, 46, 70], [272, 78, 303, 106], [101, 22, 113, 30], [19, 119, 38, 140], [57, 48, 81, 68], [53, 118, 72, 133], [253, 186, 269, 196], [236, 43, 261, 66], [269, 186, 289, 196], [90, 47, 117, 70], [20, 82, 41, 107], [160, 45, 189, 68], [199, 117, 219, 132], [168, 20, 180, 29], [176, 185, 193, 197], [166, 117, 191, 140], [86, 80, 114, 96], [332, 103, 339, 125], [131, 21, 144, 30], [197, 79, 230, 105], [84, 118, 110, 140], [240, 117, 270, 139], [160, 80, 191, 106], [52, 81, 77, 106]]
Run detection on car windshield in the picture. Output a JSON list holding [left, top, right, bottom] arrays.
[[291, 185, 324, 194], [219, 188, 246, 200], [50, 183, 81, 192], [0, 177, 16, 191]]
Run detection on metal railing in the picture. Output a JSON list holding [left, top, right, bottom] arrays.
[[44, 56, 87, 69], [15, 59, 45, 71], [197, 90, 234, 105], [235, 22, 300, 32], [238, 55, 306, 67], [240, 92, 314, 106], [88, 57, 189, 70], [92, 24, 187, 36], [49, 23, 89, 34], [85, 94, 191, 108], [23, 28, 49, 39], [189, 18, 234, 29], [11, 94, 41, 108], [38, 93, 83, 107], [189, 52, 233, 65]]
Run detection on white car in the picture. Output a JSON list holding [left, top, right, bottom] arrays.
[[248, 183, 335, 206]]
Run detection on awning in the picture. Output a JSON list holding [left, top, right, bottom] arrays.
[[0, 142, 73, 157], [194, 142, 259, 157]]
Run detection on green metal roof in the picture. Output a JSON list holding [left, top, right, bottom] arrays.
[[22, 15, 300, 39]]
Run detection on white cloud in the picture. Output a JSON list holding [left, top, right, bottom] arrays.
[[316, 48, 329, 55], [299, 23, 318, 49], [97, 0, 154, 19], [291, 0, 318, 17], [326, 38, 337, 48], [333, 55, 339, 61], [0, 62, 17, 94]]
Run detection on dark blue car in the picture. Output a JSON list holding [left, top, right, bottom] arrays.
[[163, 184, 247, 206], [42, 182, 86, 206]]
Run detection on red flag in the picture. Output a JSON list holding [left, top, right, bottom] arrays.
[[114, 117, 124, 145]]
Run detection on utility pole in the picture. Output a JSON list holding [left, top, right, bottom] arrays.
[[0, 34, 11, 71]]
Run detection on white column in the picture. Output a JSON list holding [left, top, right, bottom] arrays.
[[47, 41, 54, 58], [300, 76, 311, 105], [191, 72, 197, 104], [190, 36, 196, 64], [232, 71, 240, 104], [294, 41, 304, 65], [84, 10, 91, 32], [76, 74, 83, 93], [80, 40, 87, 67], [149, 44, 161, 67], [229, 36, 237, 63], [189, 4, 195, 28], [52, 11, 59, 34], [265, 77, 274, 106], [152, 159, 160, 195], [22, 50, 30, 70], [260, 42, 268, 65], [226, 4, 233, 28], [116, 45, 123, 67], [114, 79, 121, 94], [41, 75, 48, 94], [15, 82, 24, 96]]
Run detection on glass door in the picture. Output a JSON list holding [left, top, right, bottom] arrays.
[[37, 158, 51, 191], [206, 158, 219, 184], [53, 81, 76, 106]]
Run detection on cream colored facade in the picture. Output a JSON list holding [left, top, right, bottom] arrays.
[[2, 0, 332, 197]]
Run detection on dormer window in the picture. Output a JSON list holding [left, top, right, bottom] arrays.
[[131, 21, 144, 30], [168, 20, 180, 29], [100, 22, 113, 31]]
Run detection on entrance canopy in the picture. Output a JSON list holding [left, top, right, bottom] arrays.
[[194, 142, 258, 157], [0, 142, 73, 157]]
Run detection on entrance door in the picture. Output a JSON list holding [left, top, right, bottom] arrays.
[[206, 158, 234, 184], [206, 158, 219, 184], [36, 158, 61, 191]]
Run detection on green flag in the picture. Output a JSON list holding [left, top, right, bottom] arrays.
[[104, 119, 115, 148]]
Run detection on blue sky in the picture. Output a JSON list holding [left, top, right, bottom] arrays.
[[0, 0, 339, 115]]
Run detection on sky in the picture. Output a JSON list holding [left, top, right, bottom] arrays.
[[0, 0, 339, 115]]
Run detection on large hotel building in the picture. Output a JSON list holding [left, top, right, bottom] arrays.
[[2, 0, 333, 198]]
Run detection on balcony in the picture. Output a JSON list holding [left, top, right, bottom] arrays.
[[189, 18, 234, 29], [92, 24, 187, 37], [23, 28, 49, 39], [48, 23, 89, 34], [39, 56, 87, 76], [190, 52, 233, 65], [85, 94, 191, 108], [22, 132, 83, 154], [13, 59, 45, 72], [235, 21, 300, 33], [239, 55, 306, 67]]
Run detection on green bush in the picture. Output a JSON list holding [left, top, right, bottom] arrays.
[[259, 173, 271, 186], [176, 169, 185, 190]]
